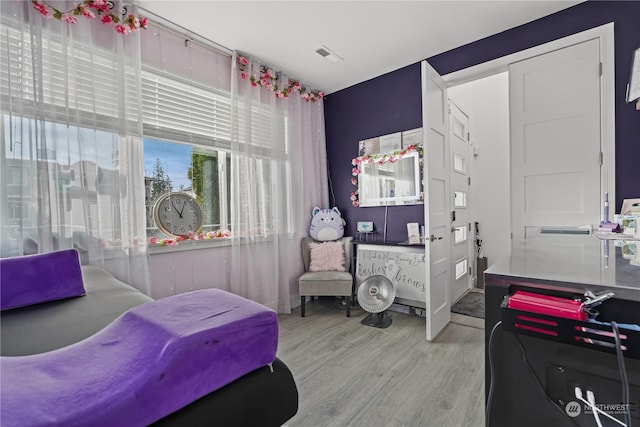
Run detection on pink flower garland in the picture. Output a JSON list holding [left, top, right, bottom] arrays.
[[237, 55, 325, 103], [32, 0, 147, 35], [148, 229, 231, 247], [350, 144, 424, 207]]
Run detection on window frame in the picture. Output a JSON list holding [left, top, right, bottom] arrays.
[[2, 19, 293, 253], [143, 138, 232, 238]]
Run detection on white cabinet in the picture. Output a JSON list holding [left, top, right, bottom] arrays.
[[354, 243, 426, 308]]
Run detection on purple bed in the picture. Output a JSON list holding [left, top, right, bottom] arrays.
[[0, 250, 298, 426]]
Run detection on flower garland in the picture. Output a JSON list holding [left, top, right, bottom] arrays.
[[32, 0, 147, 35], [148, 229, 231, 247], [350, 144, 424, 207], [237, 55, 325, 103]]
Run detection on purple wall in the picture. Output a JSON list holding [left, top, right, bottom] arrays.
[[325, 0, 640, 241], [324, 63, 423, 242]]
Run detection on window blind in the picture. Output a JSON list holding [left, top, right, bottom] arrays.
[[141, 67, 232, 150], [1, 18, 283, 156], [0, 23, 140, 133]]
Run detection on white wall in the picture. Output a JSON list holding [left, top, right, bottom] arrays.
[[448, 72, 511, 269], [149, 246, 232, 299], [149, 244, 304, 309]]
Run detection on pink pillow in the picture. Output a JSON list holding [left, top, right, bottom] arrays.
[[309, 241, 346, 272]]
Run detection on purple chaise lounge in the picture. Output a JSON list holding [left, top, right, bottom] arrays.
[[0, 249, 298, 426]]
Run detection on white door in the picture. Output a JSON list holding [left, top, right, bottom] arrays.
[[421, 60, 450, 341], [510, 39, 602, 240], [448, 101, 473, 303]]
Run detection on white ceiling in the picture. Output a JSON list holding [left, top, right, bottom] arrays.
[[137, 1, 584, 94]]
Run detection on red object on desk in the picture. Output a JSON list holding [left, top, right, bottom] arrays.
[[508, 291, 587, 321]]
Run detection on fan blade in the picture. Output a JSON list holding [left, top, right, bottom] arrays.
[[357, 275, 396, 313]]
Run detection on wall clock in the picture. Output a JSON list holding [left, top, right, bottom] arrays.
[[153, 192, 204, 237]]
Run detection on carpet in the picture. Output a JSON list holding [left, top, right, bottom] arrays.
[[451, 291, 484, 319]]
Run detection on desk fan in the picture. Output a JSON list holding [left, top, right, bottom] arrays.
[[358, 263, 398, 329]]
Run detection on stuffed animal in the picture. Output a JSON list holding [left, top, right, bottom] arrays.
[[309, 207, 345, 241]]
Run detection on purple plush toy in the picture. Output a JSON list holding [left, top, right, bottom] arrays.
[[309, 207, 345, 241]]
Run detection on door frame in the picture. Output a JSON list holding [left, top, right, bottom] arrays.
[[441, 23, 615, 210]]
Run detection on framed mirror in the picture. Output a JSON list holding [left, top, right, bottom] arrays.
[[352, 150, 423, 207]]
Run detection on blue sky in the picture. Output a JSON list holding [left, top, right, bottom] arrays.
[[143, 139, 192, 191]]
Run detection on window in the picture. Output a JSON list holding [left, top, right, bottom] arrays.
[[453, 154, 466, 174], [6, 166, 23, 186], [139, 65, 291, 238], [454, 190, 467, 208], [2, 114, 122, 239], [455, 258, 468, 281], [140, 62, 234, 238], [144, 139, 231, 237], [7, 200, 23, 222], [139, 36, 235, 239], [2, 19, 289, 246], [453, 225, 467, 245]]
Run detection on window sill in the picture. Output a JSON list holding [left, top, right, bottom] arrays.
[[148, 238, 231, 255], [147, 232, 296, 255]]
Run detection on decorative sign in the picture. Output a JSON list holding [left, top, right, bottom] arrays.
[[356, 245, 426, 308], [358, 128, 423, 156], [402, 128, 423, 148], [358, 137, 380, 156], [407, 222, 420, 244], [379, 132, 402, 153]]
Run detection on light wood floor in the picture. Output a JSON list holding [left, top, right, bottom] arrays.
[[277, 298, 485, 427]]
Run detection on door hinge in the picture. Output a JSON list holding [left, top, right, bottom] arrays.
[[599, 152, 603, 166], [468, 177, 471, 186], [599, 62, 603, 76], [451, 210, 456, 222], [469, 266, 472, 275], [467, 132, 470, 142], [468, 222, 471, 231]]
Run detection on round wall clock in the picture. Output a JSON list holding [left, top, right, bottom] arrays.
[[153, 192, 204, 237]]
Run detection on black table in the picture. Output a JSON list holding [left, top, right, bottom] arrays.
[[485, 234, 640, 427]]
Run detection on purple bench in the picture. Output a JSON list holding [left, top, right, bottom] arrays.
[[1, 288, 278, 427]]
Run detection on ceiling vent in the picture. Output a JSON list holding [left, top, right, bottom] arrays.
[[315, 45, 343, 63]]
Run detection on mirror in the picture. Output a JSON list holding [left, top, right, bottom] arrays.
[[355, 151, 423, 207]]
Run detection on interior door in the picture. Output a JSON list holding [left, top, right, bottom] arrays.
[[448, 101, 473, 303], [510, 39, 602, 240], [421, 60, 451, 341]]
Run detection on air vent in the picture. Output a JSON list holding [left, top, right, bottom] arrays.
[[315, 45, 343, 63]]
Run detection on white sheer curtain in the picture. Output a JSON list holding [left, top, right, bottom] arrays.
[[230, 52, 328, 313], [0, 1, 150, 293]]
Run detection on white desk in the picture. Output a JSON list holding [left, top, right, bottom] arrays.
[[353, 241, 426, 309]]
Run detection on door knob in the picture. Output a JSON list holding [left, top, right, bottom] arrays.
[[429, 234, 443, 242]]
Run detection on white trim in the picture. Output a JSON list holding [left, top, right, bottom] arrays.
[[443, 24, 612, 86], [441, 22, 616, 213], [149, 237, 231, 255]]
